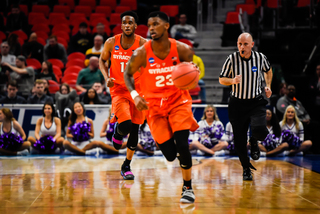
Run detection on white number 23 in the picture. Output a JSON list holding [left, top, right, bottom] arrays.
[[155, 74, 173, 87]]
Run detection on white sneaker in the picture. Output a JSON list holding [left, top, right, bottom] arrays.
[[180, 186, 195, 203], [85, 148, 99, 156], [260, 151, 266, 157], [283, 151, 290, 156], [154, 150, 163, 156], [30, 147, 40, 154], [296, 151, 303, 156], [63, 150, 74, 155], [214, 150, 225, 156], [17, 149, 29, 156]]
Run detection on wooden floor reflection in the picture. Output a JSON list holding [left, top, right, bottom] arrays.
[[0, 156, 320, 214]]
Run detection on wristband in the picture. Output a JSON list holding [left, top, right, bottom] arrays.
[[130, 90, 139, 100]]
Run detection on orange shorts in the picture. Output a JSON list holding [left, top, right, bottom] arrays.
[[146, 90, 199, 144], [110, 86, 145, 125]]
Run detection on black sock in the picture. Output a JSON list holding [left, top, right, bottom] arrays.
[[122, 158, 131, 168], [183, 179, 192, 189]]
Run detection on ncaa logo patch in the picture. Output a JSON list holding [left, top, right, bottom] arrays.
[[252, 66, 258, 72], [115, 45, 120, 50], [148, 57, 155, 63]]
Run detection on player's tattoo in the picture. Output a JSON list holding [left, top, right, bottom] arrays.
[[187, 53, 193, 61]]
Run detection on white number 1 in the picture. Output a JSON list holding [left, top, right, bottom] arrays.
[[120, 62, 128, 73]]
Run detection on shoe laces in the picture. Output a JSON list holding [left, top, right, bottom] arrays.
[[182, 186, 194, 196]]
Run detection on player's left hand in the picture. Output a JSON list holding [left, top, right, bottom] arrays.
[[134, 96, 149, 111], [265, 87, 272, 98]]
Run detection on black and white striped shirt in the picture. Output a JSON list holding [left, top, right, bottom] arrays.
[[220, 51, 271, 99]]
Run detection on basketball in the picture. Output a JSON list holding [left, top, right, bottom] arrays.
[[172, 62, 200, 90]]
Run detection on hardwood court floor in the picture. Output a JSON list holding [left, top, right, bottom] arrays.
[[0, 156, 320, 214]]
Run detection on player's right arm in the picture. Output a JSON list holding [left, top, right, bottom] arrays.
[[99, 37, 115, 87], [124, 45, 148, 111]]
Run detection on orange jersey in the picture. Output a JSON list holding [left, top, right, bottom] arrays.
[[110, 34, 141, 88], [140, 39, 181, 99]]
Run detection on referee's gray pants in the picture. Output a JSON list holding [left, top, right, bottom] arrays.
[[228, 96, 269, 168]]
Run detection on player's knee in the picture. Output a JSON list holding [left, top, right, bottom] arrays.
[[251, 126, 269, 141], [158, 139, 177, 162], [126, 124, 139, 151], [118, 120, 132, 136], [178, 152, 192, 169]]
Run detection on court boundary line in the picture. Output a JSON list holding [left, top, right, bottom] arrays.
[[23, 186, 48, 214]]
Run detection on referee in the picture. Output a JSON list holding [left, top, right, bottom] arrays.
[[219, 32, 273, 181]]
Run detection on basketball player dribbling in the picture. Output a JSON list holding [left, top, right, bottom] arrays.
[[123, 11, 199, 203], [99, 11, 148, 180]]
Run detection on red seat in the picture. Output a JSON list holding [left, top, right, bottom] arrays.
[[135, 24, 148, 37], [32, 5, 50, 17], [28, 12, 47, 25], [74, 6, 92, 17], [17, 38, 24, 46], [52, 65, 63, 80], [31, 24, 50, 34], [267, 0, 280, 8], [37, 37, 46, 46], [58, 0, 75, 10], [19, 5, 29, 16], [70, 18, 90, 29], [48, 80, 61, 94], [35, 31, 48, 41], [79, 0, 96, 10], [26, 58, 42, 70], [100, 0, 117, 11], [90, 17, 110, 27], [225, 12, 240, 24], [64, 65, 83, 75], [112, 24, 122, 35], [53, 5, 71, 18], [296, 0, 310, 7], [178, 38, 193, 47], [62, 73, 79, 83], [68, 52, 86, 61], [189, 85, 202, 104], [57, 37, 68, 50], [66, 59, 85, 68], [69, 13, 87, 23], [10, 30, 28, 41], [246, 0, 262, 7], [119, 0, 137, 10], [72, 25, 91, 35], [0, 31, 6, 41], [53, 31, 70, 42], [90, 13, 106, 21], [48, 59, 65, 70], [160, 5, 179, 17], [52, 24, 71, 34], [49, 12, 67, 24], [236, 4, 256, 15], [115, 6, 131, 13], [95, 6, 112, 18], [63, 79, 77, 89], [110, 13, 121, 26]]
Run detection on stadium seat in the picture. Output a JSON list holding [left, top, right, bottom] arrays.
[[52, 24, 71, 34], [52, 65, 63, 80], [90, 13, 106, 21], [135, 24, 148, 37], [246, 0, 261, 7], [68, 52, 86, 61], [48, 80, 61, 94], [72, 25, 91, 35], [111, 24, 122, 35], [66, 59, 85, 68], [26, 58, 42, 70], [19, 5, 28, 16], [17, 38, 24, 46], [160, 5, 179, 17], [10, 30, 28, 41], [32, 5, 50, 17], [178, 38, 193, 47], [266, 0, 280, 8], [48, 59, 64, 70], [79, 0, 96, 10], [57, 37, 68, 49], [90, 17, 110, 27], [110, 13, 121, 26], [100, 0, 117, 11], [49, 12, 67, 24], [297, 0, 310, 7], [95, 6, 112, 18], [62, 73, 79, 83], [35, 31, 48, 41], [58, 0, 75, 10], [31, 24, 50, 34], [236, 4, 256, 15], [115, 6, 131, 14], [0, 31, 6, 41], [225, 12, 240, 24], [189, 85, 202, 104], [74, 6, 92, 17], [70, 18, 90, 29], [53, 5, 71, 18], [64, 65, 83, 75], [53, 31, 70, 42], [28, 12, 47, 25], [119, 0, 137, 11], [63, 79, 77, 89], [37, 37, 46, 46]]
